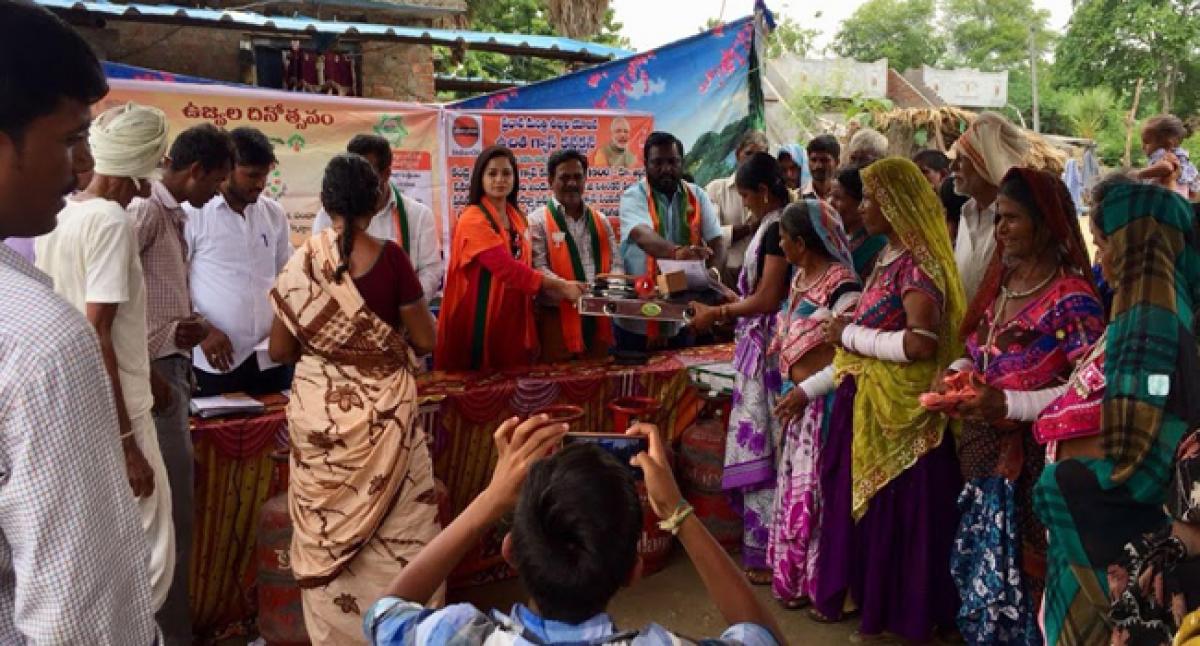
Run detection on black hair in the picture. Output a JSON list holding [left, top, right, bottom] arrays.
[[547, 148, 588, 179], [320, 153, 380, 282], [511, 443, 642, 624], [167, 124, 235, 173], [229, 127, 277, 167], [681, 172, 696, 184], [1088, 170, 1137, 230], [643, 131, 684, 165], [834, 165, 864, 201], [939, 175, 968, 228], [997, 171, 1046, 224], [779, 201, 833, 260], [1143, 114, 1189, 146], [912, 149, 950, 172], [0, 0, 108, 142], [467, 145, 520, 208], [807, 134, 841, 160], [734, 152, 790, 205], [346, 133, 393, 172]]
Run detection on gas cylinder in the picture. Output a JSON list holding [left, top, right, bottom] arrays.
[[677, 392, 741, 551]]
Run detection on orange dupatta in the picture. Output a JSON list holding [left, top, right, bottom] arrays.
[[643, 180, 702, 338], [434, 200, 537, 371]]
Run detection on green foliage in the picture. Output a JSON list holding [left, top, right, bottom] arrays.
[[764, 12, 818, 60], [1054, 0, 1200, 115], [941, 0, 1055, 71], [1060, 87, 1118, 140], [436, 0, 629, 97], [831, 0, 944, 72]]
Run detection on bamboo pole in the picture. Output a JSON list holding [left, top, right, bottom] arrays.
[[1123, 78, 1144, 167]]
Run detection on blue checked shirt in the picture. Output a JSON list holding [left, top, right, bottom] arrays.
[[365, 599, 778, 646]]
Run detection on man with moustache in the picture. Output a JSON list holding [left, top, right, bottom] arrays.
[[949, 112, 1029, 301], [130, 122, 235, 644], [617, 131, 725, 351], [529, 149, 623, 362], [0, 3, 157, 641], [806, 134, 841, 201], [593, 117, 636, 169], [185, 127, 293, 396]]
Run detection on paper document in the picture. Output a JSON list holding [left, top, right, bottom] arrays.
[[655, 259, 710, 290], [190, 394, 265, 419]]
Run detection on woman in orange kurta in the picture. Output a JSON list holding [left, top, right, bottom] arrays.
[[435, 146, 586, 371]]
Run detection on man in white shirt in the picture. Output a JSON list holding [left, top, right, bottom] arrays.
[[34, 102, 176, 614], [529, 149, 623, 361], [949, 112, 1030, 302], [705, 130, 768, 286], [0, 5, 157, 642], [186, 127, 293, 396], [311, 134, 443, 298]]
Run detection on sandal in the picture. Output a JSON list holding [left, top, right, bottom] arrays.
[[744, 568, 772, 586], [806, 608, 841, 623], [779, 596, 811, 610]]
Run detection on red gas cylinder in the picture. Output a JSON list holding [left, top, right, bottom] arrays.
[[535, 404, 586, 432], [678, 393, 741, 551], [608, 396, 660, 433], [256, 452, 310, 645]]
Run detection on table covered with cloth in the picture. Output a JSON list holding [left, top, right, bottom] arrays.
[[187, 344, 734, 640]]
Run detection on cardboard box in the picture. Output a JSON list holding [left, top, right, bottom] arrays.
[[656, 270, 688, 296]]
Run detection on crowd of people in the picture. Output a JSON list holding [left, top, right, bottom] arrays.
[[3, 2, 1200, 645]]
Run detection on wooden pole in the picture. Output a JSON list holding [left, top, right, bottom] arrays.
[[1123, 78, 1144, 167]]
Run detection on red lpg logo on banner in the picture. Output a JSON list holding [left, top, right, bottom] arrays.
[[449, 114, 483, 156]]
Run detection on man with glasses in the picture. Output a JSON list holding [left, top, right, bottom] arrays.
[[616, 131, 725, 351]]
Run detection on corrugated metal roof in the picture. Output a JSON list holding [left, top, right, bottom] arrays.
[[39, 0, 631, 62]]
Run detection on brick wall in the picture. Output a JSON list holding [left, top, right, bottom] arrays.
[[77, 23, 245, 85], [75, 21, 436, 102], [361, 42, 436, 102]]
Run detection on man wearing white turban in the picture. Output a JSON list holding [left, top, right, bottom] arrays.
[[35, 101, 177, 611], [949, 112, 1030, 301]]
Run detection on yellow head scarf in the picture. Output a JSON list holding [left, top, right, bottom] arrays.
[[833, 157, 967, 520]]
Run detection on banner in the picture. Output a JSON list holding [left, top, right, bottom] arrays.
[[451, 16, 763, 188], [442, 109, 652, 240], [101, 79, 443, 247]]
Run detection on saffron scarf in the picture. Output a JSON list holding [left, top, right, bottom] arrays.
[[544, 200, 612, 353]]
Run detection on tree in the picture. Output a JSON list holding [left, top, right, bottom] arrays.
[[1054, 0, 1200, 114], [1060, 87, 1118, 140], [941, 0, 1055, 71], [764, 13, 819, 60], [831, 0, 944, 72], [436, 0, 629, 91]]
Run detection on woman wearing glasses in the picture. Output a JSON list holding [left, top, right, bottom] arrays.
[[436, 145, 586, 371]]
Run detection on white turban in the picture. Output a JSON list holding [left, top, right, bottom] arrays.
[[89, 102, 169, 184], [950, 112, 1030, 187]]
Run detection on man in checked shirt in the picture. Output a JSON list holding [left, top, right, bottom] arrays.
[[0, 1, 158, 643]]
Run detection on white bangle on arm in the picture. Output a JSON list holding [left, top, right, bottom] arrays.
[[841, 324, 910, 362], [797, 365, 836, 400], [949, 358, 975, 373], [1003, 385, 1069, 422]]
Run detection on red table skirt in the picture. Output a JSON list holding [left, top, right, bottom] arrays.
[[187, 344, 733, 639]]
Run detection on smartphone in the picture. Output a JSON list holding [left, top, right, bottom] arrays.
[[562, 432, 649, 480]]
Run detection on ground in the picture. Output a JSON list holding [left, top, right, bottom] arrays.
[[450, 550, 862, 644]]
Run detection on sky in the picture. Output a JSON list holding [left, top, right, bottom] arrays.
[[610, 0, 1075, 53]]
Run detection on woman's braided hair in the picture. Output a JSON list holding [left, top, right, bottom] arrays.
[[320, 153, 381, 282]]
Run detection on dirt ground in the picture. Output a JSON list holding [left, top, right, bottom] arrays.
[[450, 550, 862, 645]]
